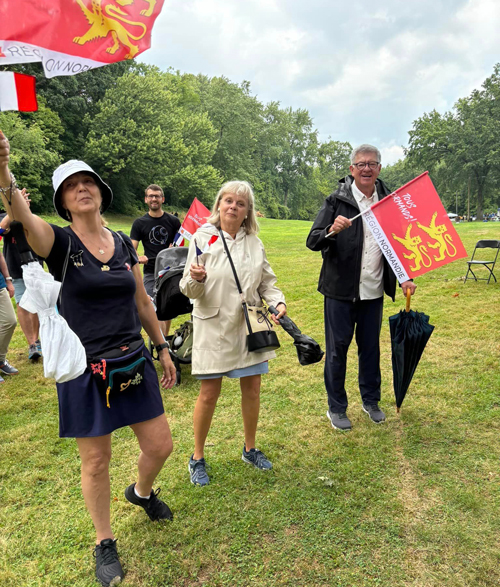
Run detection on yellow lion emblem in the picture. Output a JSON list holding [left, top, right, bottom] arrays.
[[416, 212, 458, 262], [73, 0, 157, 59], [392, 224, 432, 272]]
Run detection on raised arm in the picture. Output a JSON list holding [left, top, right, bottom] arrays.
[[0, 131, 54, 258]]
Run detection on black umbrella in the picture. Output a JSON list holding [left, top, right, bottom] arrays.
[[389, 290, 434, 412], [269, 306, 324, 366]]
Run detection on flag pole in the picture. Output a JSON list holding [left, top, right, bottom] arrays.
[[325, 184, 405, 239], [194, 238, 200, 266]]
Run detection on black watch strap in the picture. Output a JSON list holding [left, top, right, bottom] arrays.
[[155, 342, 170, 353]]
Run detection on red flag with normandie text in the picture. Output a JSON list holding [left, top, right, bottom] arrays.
[[179, 198, 211, 242], [362, 172, 468, 283], [0, 0, 165, 78]]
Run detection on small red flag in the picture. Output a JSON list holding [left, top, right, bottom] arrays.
[[0, 72, 38, 111], [179, 198, 211, 241]]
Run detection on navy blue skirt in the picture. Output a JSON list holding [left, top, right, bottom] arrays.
[[56, 351, 164, 438]]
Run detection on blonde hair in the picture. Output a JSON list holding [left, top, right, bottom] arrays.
[[207, 181, 259, 235]]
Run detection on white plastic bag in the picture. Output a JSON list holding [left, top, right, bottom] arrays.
[[20, 263, 86, 383]]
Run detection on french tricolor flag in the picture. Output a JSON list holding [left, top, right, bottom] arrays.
[[0, 72, 38, 112], [203, 234, 219, 252], [173, 232, 185, 247]]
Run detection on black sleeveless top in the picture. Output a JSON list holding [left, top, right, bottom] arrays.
[[46, 225, 142, 355]]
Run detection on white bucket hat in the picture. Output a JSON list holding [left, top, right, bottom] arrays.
[[52, 160, 113, 219]]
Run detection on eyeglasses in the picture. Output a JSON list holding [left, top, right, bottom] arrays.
[[352, 161, 380, 170], [146, 194, 163, 199]]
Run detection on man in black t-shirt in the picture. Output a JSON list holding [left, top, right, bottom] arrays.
[[130, 184, 181, 335]]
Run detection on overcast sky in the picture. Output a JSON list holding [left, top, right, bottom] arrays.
[[140, 0, 500, 165]]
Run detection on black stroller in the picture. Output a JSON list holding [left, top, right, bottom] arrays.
[[152, 247, 193, 384]]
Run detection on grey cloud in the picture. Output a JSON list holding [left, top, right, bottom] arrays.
[[142, 0, 500, 163]]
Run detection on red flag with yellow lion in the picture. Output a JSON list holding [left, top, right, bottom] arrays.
[[361, 172, 468, 282], [0, 0, 165, 78]]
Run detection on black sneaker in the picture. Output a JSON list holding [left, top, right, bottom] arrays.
[[0, 360, 18, 375], [188, 455, 210, 486], [36, 339, 43, 357], [124, 483, 173, 521], [242, 445, 273, 470], [326, 409, 352, 431], [362, 403, 386, 424], [94, 538, 124, 587]]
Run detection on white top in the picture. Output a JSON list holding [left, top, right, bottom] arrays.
[[352, 181, 384, 300]]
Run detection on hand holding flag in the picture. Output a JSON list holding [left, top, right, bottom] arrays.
[[327, 215, 352, 236]]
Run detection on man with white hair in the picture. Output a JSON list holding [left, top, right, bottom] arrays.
[[307, 144, 416, 430]]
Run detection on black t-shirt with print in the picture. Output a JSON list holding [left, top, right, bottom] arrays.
[[46, 225, 142, 356], [130, 212, 181, 275]]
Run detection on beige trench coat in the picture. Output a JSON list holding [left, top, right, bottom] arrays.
[[179, 224, 285, 375]]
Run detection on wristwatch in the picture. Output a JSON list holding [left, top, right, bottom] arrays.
[[5, 277, 12, 281], [155, 342, 170, 354]]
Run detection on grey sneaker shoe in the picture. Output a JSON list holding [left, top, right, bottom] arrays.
[[242, 445, 273, 470], [326, 409, 352, 431], [94, 538, 124, 587], [28, 344, 41, 361], [0, 360, 18, 375], [362, 403, 386, 424], [188, 455, 210, 486]]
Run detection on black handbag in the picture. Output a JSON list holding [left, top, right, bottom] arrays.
[[88, 339, 146, 408], [219, 229, 280, 353]]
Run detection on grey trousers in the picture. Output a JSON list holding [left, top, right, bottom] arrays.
[[0, 288, 17, 363]]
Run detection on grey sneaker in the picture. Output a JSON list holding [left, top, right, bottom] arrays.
[[94, 538, 124, 587], [242, 445, 273, 470], [0, 360, 18, 375], [28, 344, 41, 361], [188, 455, 210, 486], [326, 409, 352, 431], [362, 403, 386, 424]]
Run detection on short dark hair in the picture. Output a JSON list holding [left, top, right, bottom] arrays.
[[145, 184, 164, 197]]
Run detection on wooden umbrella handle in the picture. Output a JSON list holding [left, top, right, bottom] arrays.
[[405, 288, 411, 313]]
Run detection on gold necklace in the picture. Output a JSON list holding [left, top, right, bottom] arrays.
[[74, 228, 107, 255]]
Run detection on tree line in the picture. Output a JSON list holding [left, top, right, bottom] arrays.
[[1, 61, 499, 220]]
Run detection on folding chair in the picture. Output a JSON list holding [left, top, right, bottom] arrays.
[[464, 240, 500, 284]]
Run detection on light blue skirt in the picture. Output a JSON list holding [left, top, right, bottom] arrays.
[[195, 361, 269, 380]]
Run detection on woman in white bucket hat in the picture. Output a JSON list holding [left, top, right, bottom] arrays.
[[0, 131, 176, 587]]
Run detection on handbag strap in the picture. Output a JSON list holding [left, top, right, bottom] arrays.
[[57, 234, 72, 308], [218, 228, 254, 335]]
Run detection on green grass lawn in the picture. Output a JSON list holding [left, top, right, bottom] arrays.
[[0, 217, 499, 587]]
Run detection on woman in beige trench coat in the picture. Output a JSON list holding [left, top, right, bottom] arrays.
[[180, 181, 286, 486]]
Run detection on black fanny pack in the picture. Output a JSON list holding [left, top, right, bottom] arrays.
[[88, 339, 146, 408]]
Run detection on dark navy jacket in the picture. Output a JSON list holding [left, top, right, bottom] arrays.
[[306, 175, 397, 302]]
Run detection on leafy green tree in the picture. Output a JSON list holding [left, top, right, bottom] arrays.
[[84, 70, 221, 212], [407, 64, 500, 220], [259, 103, 318, 217], [0, 107, 62, 211], [193, 75, 265, 184], [5, 61, 135, 160], [315, 140, 352, 195]]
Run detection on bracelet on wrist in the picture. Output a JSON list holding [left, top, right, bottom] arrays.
[[5, 277, 12, 281], [155, 342, 170, 354], [0, 173, 18, 205]]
